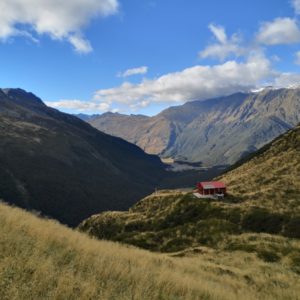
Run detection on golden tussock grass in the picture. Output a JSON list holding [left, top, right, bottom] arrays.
[[220, 124, 300, 214], [1, 202, 300, 300]]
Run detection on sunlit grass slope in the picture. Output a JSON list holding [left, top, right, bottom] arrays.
[[220, 124, 300, 214], [1, 201, 300, 300]]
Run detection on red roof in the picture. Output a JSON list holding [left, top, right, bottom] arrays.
[[198, 181, 226, 189]]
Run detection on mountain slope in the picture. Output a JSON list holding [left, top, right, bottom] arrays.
[[1, 202, 300, 300], [0, 88, 165, 226], [80, 124, 300, 253], [219, 123, 300, 214], [88, 88, 300, 165]]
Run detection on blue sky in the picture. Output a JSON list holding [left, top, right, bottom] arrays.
[[1, 0, 300, 115]]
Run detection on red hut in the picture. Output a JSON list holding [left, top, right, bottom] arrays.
[[197, 181, 226, 198]]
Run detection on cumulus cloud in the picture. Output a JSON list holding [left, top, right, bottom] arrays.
[[45, 99, 111, 113], [273, 72, 300, 87], [256, 17, 300, 45], [291, 0, 300, 14], [0, 0, 119, 53], [92, 51, 273, 109], [118, 66, 148, 77], [47, 52, 300, 114], [199, 24, 245, 61]]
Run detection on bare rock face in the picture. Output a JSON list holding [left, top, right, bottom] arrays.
[[88, 88, 300, 166]]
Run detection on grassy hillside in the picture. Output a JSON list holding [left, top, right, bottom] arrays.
[[79, 191, 300, 252], [80, 124, 300, 255], [1, 201, 300, 300], [219, 123, 300, 214]]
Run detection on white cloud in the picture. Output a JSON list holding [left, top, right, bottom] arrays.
[[93, 51, 273, 109], [291, 0, 300, 14], [256, 17, 300, 45], [199, 24, 245, 61], [0, 0, 119, 53], [295, 51, 300, 64], [46, 52, 300, 114], [273, 72, 300, 87], [46, 99, 110, 113], [118, 66, 148, 77], [209, 24, 227, 44], [68, 35, 93, 54]]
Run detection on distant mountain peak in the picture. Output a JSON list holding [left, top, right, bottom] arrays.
[[251, 85, 300, 93], [1, 88, 45, 107], [251, 86, 279, 93], [102, 111, 120, 116]]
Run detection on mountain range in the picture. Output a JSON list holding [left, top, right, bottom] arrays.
[[86, 88, 300, 166], [0, 88, 165, 226], [1, 89, 300, 299]]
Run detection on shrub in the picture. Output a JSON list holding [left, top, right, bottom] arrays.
[[79, 213, 124, 239], [196, 219, 239, 246], [242, 208, 286, 234], [284, 216, 300, 238], [160, 237, 192, 252], [257, 249, 281, 262], [124, 220, 149, 232], [224, 208, 242, 224], [288, 251, 300, 268]]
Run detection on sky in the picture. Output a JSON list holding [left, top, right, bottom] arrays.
[[1, 0, 300, 115]]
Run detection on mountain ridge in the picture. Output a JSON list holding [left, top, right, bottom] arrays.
[[87, 88, 300, 165], [0, 88, 165, 226]]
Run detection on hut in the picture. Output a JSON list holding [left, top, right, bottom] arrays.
[[197, 181, 226, 198]]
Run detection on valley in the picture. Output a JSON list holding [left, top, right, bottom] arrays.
[[2, 1, 300, 299], [0, 89, 165, 226], [0, 88, 300, 300]]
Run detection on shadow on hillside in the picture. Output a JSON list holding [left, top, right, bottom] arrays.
[[222, 194, 243, 204]]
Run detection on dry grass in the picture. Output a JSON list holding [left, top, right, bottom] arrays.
[[219, 124, 300, 214], [1, 202, 300, 300]]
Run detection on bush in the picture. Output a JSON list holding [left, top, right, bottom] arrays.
[[257, 250, 280, 263], [160, 237, 192, 252], [80, 213, 124, 239], [242, 208, 286, 234], [224, 208, 242, 224], [284, 216, 300, 238], [160, 199, 224, 229], [196, 219, 239, 246], [125, 237, 157, 250], [288, 251, 300, 267], [124, 220, 149, 232]]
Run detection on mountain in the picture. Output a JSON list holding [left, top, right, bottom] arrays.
[[75, 113, 100, 121], [79, 124, 300, 253], [88, 88, 300, 166], [0, 88, 165, 226]]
